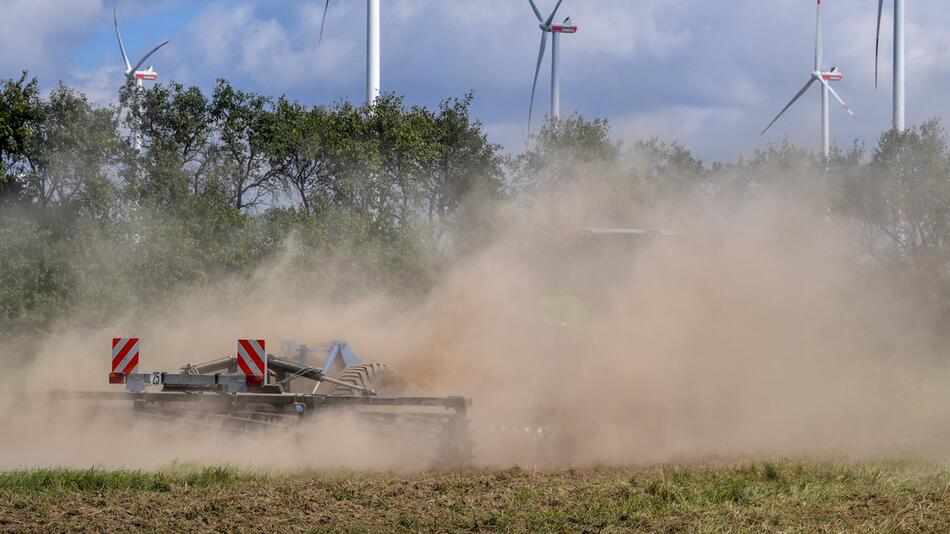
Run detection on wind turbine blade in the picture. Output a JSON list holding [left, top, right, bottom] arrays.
[[544, 0, 566, 26], [130, 40, 170, 75], [875, 0, 884, 88], [528, 30, 548, 134], [815, 0, 823, 70], [319, 0, 330, 44], [817, 77, 856, 116], [527, 0, 544, 22], [114, 7, 132, 72], [761, 77, 817, 135]]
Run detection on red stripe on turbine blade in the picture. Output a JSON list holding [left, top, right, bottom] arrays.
[[236, 356, 256, 377], [112, 338, 120, 349], [121, 354, 139, 374], [238, 339, 265, 372], [112, 338, 137, 371]]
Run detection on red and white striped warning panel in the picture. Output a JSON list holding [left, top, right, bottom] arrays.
[[110, 337, 139, 383], [237, 339, 266, 386]]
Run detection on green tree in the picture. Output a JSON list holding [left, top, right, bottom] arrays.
[[266, 98, 333, 215], [21, 84, 121, 222], [364, 94, 436, 229], [630, 138, 704, 203], [0, 73, 42, 203], [424, 93, 504, 225], [212, 80, 279, 210], [514, 114, 620, 188], [852, 119, 950, 270], [130, 82, 219, 205]]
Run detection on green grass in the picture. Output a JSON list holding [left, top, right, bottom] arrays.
[[0, 465, 259, 494], [1, 463, 949, 532]]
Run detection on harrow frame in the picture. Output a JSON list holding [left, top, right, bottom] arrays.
[[52, 339, 473, 466]]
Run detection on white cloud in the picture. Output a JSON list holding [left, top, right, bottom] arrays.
[[568, 0, 692, 59], [3, 0, 950, 161], [0, 0, 104, 77], [68, 64, 123, 106], [183, 2, 357, 91]]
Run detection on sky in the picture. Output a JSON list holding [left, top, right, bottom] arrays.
[[2, 0, 949, 163]]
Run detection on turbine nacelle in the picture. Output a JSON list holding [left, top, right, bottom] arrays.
[[813, 66, 843, 82], [550, 18, 577, 33], [132, 66, 159, 81], [821, 67, 843, 82]]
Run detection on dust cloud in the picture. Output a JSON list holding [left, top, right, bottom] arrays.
[[2, 167, 950, 471]]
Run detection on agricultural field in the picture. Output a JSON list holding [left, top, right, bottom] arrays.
[[1, 462, 949, 532], [4, 3, 950, 533]]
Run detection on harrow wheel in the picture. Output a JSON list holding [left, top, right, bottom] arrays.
[[435, 413, 474, 468]]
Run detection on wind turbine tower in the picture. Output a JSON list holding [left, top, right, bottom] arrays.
[[320, 0, 381, 105], [876, 0, 906, 131], [367, 0, 380, 104], [527, 0, 577, 133]]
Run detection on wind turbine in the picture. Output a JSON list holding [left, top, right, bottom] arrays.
[[527, 0, 577, 134], [875, 0, 906, 131], [762, 0, 854, 160], [319, 0, 380, 105], [114, 7, 169, 149]]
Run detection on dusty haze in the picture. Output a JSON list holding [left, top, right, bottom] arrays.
[[2, 168, 950, 471]]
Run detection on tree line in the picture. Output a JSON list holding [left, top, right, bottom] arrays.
[[1, 72, 949, 337]]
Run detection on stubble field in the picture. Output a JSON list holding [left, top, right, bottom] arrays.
[[2, 462, 949, 532]]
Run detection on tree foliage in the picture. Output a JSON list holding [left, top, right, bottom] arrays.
[[3, 73, 950, 338], [0, 73, 43, 203], [0, 76, 508, 333], [514, 114, 619, 188]]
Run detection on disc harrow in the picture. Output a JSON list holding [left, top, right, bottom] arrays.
[[52, 338, 472, 467]]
